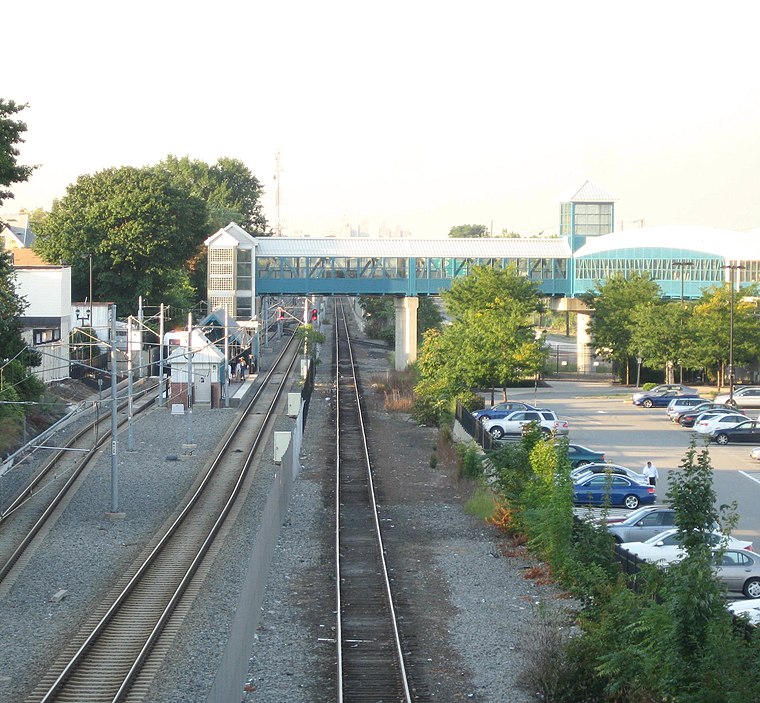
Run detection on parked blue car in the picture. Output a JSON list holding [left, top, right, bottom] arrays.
[[573, 474, 657, 510], [472, 401, 538, 421], [632, 389, 700, 408]]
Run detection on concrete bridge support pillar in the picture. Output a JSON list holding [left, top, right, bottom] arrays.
[[394, 296, 419, 371], [577, 311, 594, 373]]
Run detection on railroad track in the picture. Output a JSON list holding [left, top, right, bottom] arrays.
[[24, 333, 300, 703], [0, 379, 160, 592], [334, 299, 413, 702]]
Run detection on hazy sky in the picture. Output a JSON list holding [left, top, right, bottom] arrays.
[[6, 0, 760, 238]]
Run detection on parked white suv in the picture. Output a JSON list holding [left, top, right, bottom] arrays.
[[482, 409, 569, 439]]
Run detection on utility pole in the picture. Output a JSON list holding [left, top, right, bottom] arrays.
[[185, 313, 194, 450], [224, 307, 230, 408], [109, 304, 121, 516], [723, 263, 746, 403], [158, 303, 165, 407], [126, 315, 134, 452]]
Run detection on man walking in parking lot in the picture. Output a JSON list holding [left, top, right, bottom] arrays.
[[643, 460, 658, 486]]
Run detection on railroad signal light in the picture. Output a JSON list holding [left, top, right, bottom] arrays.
[[310, 308, 318, 323]]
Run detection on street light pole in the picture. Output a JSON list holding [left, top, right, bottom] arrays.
[[729, 264, 736, 404], [723, 263, 746, 404], [88, 253, 93, 370], [672, 261, 694, 383]]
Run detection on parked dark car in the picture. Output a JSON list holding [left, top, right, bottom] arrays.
[[711, 420, 760, 445], [564, 443, 606, 468], [573, 474, 656, 510], [472, 401, 538, 421], [633, 389, 700, 408]]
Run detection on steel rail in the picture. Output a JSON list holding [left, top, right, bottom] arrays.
[[0, 382, 159, 585], [0, 380, 158, 523], [334, 298, 413, 702], [30, 333, 300, 703]]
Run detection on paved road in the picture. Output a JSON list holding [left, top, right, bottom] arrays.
[[486, 381, 760, 545]]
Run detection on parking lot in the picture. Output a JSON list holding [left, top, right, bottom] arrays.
[[487, 380, 760, 545]]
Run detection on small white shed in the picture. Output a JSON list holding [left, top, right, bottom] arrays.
[[166, 329, 225, 407]]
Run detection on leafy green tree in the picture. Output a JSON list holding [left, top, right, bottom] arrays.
[[156, 155, 268, 235], [448, 224, 488, 238], [33, 166, 208, 313], [687, 284, 760, 388], [581, 273, 661, 384], [631, 301, 693, 383], [0, 99, 36, 210], [659, 443, 739, 698], [156, 155, 269, 298], [415, 264, 545, 408]]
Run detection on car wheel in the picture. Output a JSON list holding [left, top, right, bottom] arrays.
[[489, 426, 504, 439], [642, 399, 653, 408], [744, 577, 760, 599], [715, 433, 729, 445], [540, 427, 552, 436], [727, 399, 737, 407], [576, 460, 591, 467], [623, 494, 640, 510]]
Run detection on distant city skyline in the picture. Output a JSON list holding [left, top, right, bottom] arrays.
[[6, 1, 760, 239]]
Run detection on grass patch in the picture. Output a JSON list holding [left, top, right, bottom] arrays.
[[384, 389, 414, 412], [464, 483, 498, 521]]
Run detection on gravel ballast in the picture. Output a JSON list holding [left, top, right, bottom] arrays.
[[0, 321, 574, 703]]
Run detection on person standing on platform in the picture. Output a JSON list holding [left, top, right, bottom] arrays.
[[240, 358, 247, 381], [643, 460, 658, 487], [234, 358, 242, 382]]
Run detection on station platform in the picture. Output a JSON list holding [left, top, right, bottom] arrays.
[[225, 374, 258, 407]]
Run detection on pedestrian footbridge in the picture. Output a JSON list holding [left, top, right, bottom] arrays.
[[205, 222, 760, 370]]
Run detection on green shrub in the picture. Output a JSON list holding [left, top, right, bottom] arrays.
[[411, 393, 450, 426], [456, 443, 482, 480], [642, 382, 657, 391]]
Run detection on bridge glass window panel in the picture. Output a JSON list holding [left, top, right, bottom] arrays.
[[739, 261, 760, 283], [452, 258, 472, 278], [560, 202, 572, 236], [427, 258, 443, 278], [307, 257, 329, 279], [256, 257, 277, 278]]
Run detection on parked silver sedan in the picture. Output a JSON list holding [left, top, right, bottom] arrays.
[[715, 549, 760, 598], [606, 507, 677, 544]]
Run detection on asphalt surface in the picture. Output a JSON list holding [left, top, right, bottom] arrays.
[[483, 380, 760, 546]]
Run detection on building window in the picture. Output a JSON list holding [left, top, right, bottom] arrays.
[[33, 328, 61, 344], [573, 203, 613, 236], [236, 294, 252, 319]]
